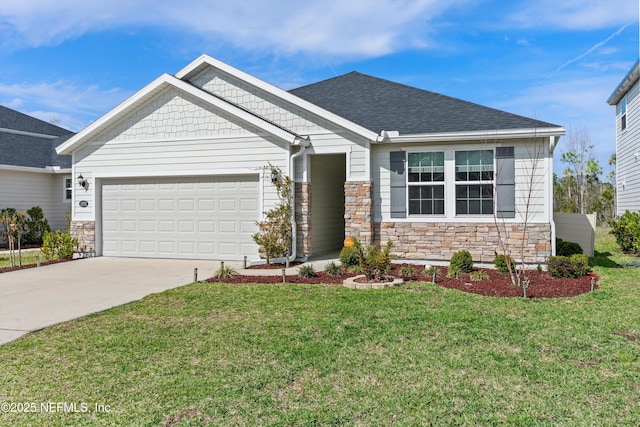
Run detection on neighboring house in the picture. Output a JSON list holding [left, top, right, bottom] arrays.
[[56, 55, 564, 263], [0, 105, 73, 232], [608, 60, 640, 216]]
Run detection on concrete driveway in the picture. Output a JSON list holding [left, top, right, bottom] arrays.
[[0, 257, 225, 345]]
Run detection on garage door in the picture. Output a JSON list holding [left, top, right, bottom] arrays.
[[102, 176, 259, 260]]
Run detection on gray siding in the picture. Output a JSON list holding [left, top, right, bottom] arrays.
[[616, 78, 640, 214], [0, 170, 70, 231]]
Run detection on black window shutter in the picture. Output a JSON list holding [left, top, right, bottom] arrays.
[[496, 147, 515, 218], [390, 151, 406, 218]]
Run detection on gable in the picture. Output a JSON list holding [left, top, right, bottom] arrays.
[[188, 67, 340, 135], [94, 86, 261, 143]]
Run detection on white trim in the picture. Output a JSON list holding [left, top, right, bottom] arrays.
[[92, 168, 258, 179], [175, 54, 379, 141], [0, 164, 70, 174], [0, 127, 62, 139], [56, 74, 303, 155], [63, 176, 73, 203], [382, 127, 566, 143]]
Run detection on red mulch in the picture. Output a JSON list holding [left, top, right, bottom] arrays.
[[207, 264, 597, 298], [0, 258, 75, 274]]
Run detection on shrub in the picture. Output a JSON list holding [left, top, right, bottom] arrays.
[[423, 265, 438, 281], [447, 266, 463, 278], [399, 265, 415, 278], [493, 253, 515, 274], [610, 211, 640, 254], [323, 261, 343, 276], [548, 254, 591, 278], [215, 265, 237, 279], [449, 250, 473, 277], [41, 230, 77, 260], [470, 270, 489, 281], [339, 245, 359, 267], [556, 240, 583, 257], [569, 254, 591, 277], [298, 264, 316, 278], [352, 239, 394, 281], [24, 206, 51, 245]]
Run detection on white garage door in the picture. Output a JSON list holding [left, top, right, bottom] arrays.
[[101, 175, 259, 260]]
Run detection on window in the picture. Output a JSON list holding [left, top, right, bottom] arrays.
[[407, 152, 445, 215], [65, 178, 72, 201], [621, 97, 627, 131], [455, 150, 494, 215]]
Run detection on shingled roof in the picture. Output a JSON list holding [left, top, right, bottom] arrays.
[[289, 71, 559, 135], [0, 105, 73, 169]]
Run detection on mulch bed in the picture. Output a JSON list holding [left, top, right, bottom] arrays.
[[207, 263, 598, 298], [0, 258, 75, 274]]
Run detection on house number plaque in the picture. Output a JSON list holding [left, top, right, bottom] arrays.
[[79, 200, 89, 207]]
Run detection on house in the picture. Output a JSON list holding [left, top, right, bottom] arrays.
[[0, 105, 73, 232], [607, 60, 640, 215], [56, 54, 564, 264]]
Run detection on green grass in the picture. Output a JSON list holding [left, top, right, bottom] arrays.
[[0, 248, 40, 268], [0, 229, 639, 426]]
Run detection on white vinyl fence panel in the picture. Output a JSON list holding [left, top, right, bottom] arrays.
[[554, 212, 597, 257]]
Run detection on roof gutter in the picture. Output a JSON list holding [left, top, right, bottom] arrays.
[[607, 60, 640, 105], [376, 127, 566, 143]]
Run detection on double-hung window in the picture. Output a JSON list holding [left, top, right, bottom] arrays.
[[455, 150, 494, 215], [407, 152, 445, 215], [64, 178, 72, 201], [621, 97, 627, 131]]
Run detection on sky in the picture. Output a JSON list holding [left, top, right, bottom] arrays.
[[0, 0, 638, 176]]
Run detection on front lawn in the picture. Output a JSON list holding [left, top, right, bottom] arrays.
[[0, 229, 638, 425], [0, 248, 40, 269]]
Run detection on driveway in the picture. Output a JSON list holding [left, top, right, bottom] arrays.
[[0, 257, 225, 345]]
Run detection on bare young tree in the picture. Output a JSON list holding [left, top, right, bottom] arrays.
[[492, 134, 546, 295], [560, 125, 593, 214]]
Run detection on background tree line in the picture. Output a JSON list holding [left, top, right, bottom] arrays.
[[554, 126, 616, 225]]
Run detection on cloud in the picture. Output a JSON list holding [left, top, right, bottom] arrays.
[[0, 0, 466, 57], [556, 24, 630, 72], [0, 81, 131, 130], [508, 0, 638, 30]]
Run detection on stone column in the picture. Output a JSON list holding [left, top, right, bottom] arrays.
[[70, 221, 96, 255], [294, 182, 311, 258], [344, 181, 373, 246]]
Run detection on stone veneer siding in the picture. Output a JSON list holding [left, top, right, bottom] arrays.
[[344, 181, 373, 246], [374, 222, 551, 264], [70, 221, 96, 255], [295, 183, 311, 258]]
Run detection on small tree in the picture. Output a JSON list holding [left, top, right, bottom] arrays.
[[252, 164, 293, 265], [0, 208, 27, 267]]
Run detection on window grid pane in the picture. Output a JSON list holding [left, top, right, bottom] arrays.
[[455, 184, 494, 215], [408, 184, 445, 215], [408, 152, 444, 183], [455, 150, 494, 181]]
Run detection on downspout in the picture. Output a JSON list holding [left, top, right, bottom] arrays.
[[288, 142, 308, 263], [549, 135, 558, 256]]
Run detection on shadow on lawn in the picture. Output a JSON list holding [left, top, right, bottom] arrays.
[[590, 251, 622, 269]]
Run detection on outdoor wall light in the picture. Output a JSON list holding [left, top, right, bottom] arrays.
[[77, 174, 88, 189], [271, 169, 279, 184]]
